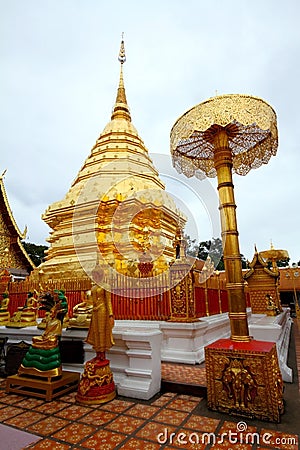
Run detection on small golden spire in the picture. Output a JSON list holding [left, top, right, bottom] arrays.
[[112, 34, 131, 121], [118, 33, 126, 65], [0, 169, 7, 180]]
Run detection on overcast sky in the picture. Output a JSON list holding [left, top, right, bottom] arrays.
[[1, 0, 300, 264]]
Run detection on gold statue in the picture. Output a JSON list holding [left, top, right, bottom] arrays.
[[85, 272, 114, 360], [7, 291, 38, 328], [266, 294, 280, 316], [19, 292, 67, 378], [0, 292, 10, 325], [32, 302, 62, 350], [76, 268, 116, 404], [69, 290, 93, 328]]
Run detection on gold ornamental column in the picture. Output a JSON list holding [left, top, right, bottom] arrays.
[[213, 128, 249, 340], [170, 94, 283, 422]]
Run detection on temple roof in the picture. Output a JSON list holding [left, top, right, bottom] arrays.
[[0, 171, 35, 272], [244, 245, 278, 279], [0, 171, 26, 240]]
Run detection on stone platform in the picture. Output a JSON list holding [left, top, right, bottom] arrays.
[[0, 308, 293, 400], [249, 308, 293, 382]]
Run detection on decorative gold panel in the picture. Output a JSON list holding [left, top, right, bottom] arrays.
[[205, 339, 283, 423]]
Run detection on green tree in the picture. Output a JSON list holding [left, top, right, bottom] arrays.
[[21, 241, 48, 266], [275, 258, 290, 267], [197, 237, 247, 270], [197, 238, 224, 270]]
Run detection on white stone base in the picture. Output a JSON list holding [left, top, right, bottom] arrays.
[[249, 308, 293, 382], [161, 315, 230, 364], [116, 315, 231, 365], [108, 327, 162, 400]]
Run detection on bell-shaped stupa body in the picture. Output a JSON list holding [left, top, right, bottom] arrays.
[[32, 40, 185, 282]]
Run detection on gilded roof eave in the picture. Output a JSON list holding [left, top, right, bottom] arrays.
[[0, 173, 35, 270], [0, 174, 27, 239], [18, 237, 36, 269]]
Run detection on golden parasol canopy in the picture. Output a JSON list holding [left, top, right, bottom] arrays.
[[170, 94, 278, 179], [259, 247, 289, 263]]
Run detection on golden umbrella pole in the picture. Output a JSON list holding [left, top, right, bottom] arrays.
[[213, 128, 250, 341], [171, 94, 283, 422]]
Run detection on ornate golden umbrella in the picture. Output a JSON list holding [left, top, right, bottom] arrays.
[[171, 94, 278, 342], [260, 244, 289, 270]]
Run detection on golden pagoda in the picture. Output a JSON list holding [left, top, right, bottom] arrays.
[[32, 39, 185, 285]]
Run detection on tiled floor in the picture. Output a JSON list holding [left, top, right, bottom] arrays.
[[0, 388, 298, 450], [0, 320, 299, 449], [161, 363, 206, 386]]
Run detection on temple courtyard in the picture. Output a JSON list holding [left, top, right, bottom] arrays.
[[0, 320, 298, 450]]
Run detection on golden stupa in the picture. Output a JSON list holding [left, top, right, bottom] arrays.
[[31, 39, 185, 284]]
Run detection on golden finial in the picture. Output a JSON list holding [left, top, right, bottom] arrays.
[[118, 33, 126, 65], [112, 33, 131, 121]]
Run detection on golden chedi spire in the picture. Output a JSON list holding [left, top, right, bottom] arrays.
[[34, 37, 185, 284], [111, 37, 131, 121]]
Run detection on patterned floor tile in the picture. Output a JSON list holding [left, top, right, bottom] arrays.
[[161, 448, 204, 450], [0, 405, 25, 420], [52, 422, 97, 444], [79, 408, 118, 426], [151, 396, 172, 407], [4, 410, 45, 428], [166, 397, 201, 412], [26, 438, 72, 449], [54, 403, 92, 420], [27, 416, 70, 436], [161, 363, 207, 386], [210, 441, 253, 449], [126, 403, 160, 419], [14, 397, 45, 409], [184, 414, 220, 432], [100, 398, 134, 413], [0, 393, 24, 404], [35, 400, 70, 415], [59, 391, 77, 403], [177, 394, 201, 402], [118, 437, 161, 449], [105, 414, 145, 434], [152, 408, 189, 426], [135, 422, 177, 443], [80, 429, 127, 449]]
